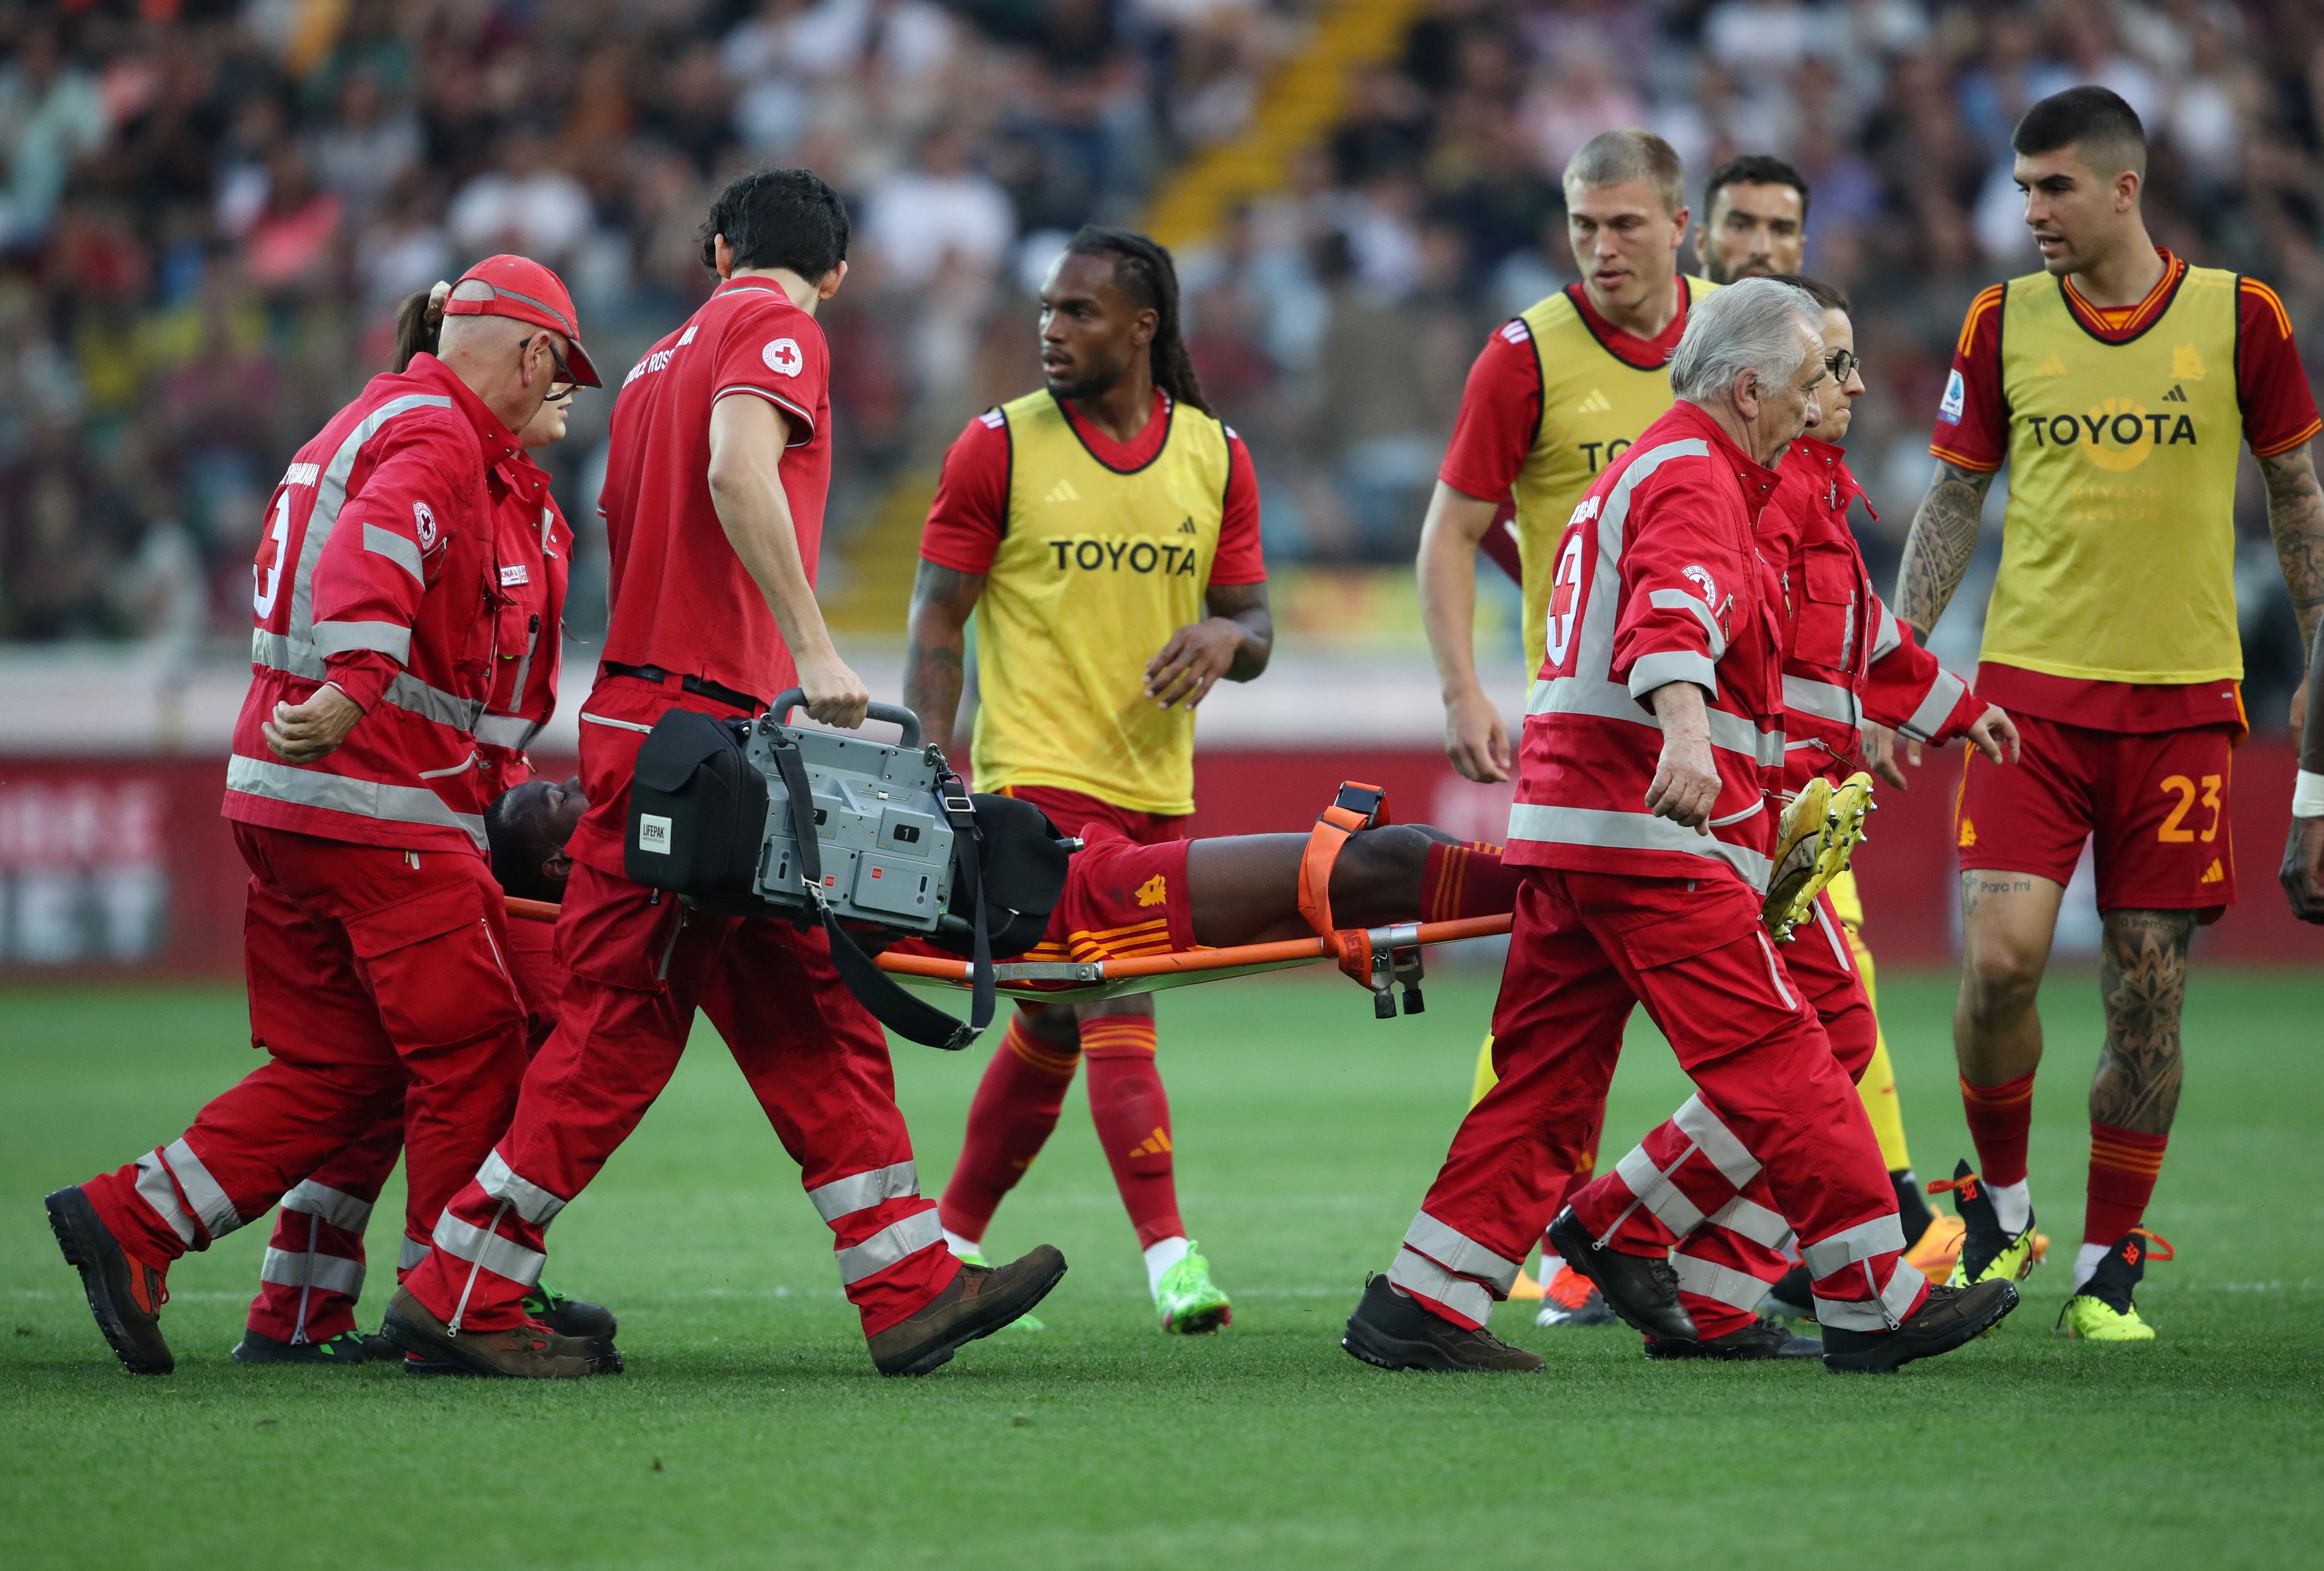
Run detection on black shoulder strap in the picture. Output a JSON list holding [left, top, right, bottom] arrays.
[[768, 732, 992, 1052]]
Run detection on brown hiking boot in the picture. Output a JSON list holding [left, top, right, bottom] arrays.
[[379, 1286, 607, 1379], [47, 1186, 174, 1375], [867, 1246, 1067, 1376]]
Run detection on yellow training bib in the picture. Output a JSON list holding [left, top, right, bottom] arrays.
[[971, 390, 1231, 816], [1984, 266, 2245, 685], [1510, 278, 1718, 676]]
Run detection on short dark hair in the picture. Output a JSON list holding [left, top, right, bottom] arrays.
[[1765, 273, 1849, 313], [2012, 86, 2146, 179], [485, 783, 558, 902], [1704, 155, 1811, 222], [699, 167, 850, 280]]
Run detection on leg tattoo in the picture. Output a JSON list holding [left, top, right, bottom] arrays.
[[2091, 909, 2195, 1136]]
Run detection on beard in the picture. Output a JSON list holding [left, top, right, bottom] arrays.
[[1044, 348, 1134, 403]]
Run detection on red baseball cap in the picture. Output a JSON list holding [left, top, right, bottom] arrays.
[[442, 254, 602, 387]]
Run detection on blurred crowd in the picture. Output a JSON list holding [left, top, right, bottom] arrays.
[[2, 0, 2322, 716]]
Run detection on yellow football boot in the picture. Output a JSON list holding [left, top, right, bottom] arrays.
[[1763, 773, 1876, 942], [1929, 1160, 2040, 1288], [2058, 1230, 2170, 1342]]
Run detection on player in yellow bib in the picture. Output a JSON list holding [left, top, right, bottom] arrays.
[[906, 228, 1273, 1334], [1901, 88, 2324, 1340]]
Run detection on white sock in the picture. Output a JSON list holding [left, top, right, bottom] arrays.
[[1538, 1252, 1566, 1285], [943, 1228, 982, 1260], [1988, 1178, 2032, 1236], [2071, 1241, 2109, 1294], [1144, 1235, 1190, 1295]]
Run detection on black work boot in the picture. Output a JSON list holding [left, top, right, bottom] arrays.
[[232, 1327, 371, 1365], [1645, 1316, 1822, 1361], [1822, 1277, 2020, 1373], [867, 1246, 1066, 1377], [379, 1287, 608, 1378], [1545, 1209, 1697, 1342], [46, 1186, 173, 1375], [1341, 1274, 1544, 1372], [522, 1282, 618, 1344]]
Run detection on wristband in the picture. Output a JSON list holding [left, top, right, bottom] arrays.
[[2295, 769, 2324, 818]]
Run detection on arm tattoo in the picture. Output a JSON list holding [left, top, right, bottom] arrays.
[[1205, 579, 1275, 682], [1894, 460, 1996, 640], [902, 559, 984, 749], [2259, 446, 2324, 659], [2091, 908, 2195, 1134]]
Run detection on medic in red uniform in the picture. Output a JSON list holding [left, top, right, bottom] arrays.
[[45, 256, 601, 1377], [391, 169, 1066, 1380]]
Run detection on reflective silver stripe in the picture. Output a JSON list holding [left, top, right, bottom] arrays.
[[362, 523, 425, 584], [1628, 648, 1719, 700], [133, 1150, 197, 1245], [478, 1150, 567, 1227], [162, 1138, 243, 1239], [226, 754, 487, 849], [580, 711, 654, 734], [281, 1180, 373, 1233], [1812, 1259, 1926, 1331], [1613, 1143, 1704, 1235], [1871, 602, 1902, 661], [1800, 1213, 1908, 1278], [251, 629, 486, 733], [473, 714, 545, 750], [1707, 798, 1764, 828], [1754, 930, 1797, 1009], [1671, 1097, 1760, 1188], [1902, 667, 1969, 741], [1529, 668, 1783, 766], [1815, 900, 1852, 971], [1704, 1195, 1793, 1250], [834, 1208, 944, 1284], [1672, 1252, 1774, 1311], [417, 752, 477, 781], [1645, 589, 1728, 658], [399, 1235, 428, 1272], [1783, 674, 1860, 727], [260, 1247, 366, 1297], [312, 620, 413, 661], [1400, 1210, 1521, 1293], [1505, 803, 1774, 889], [1387, 1247, 1496, 1325], [431, 1212, 545, 1288], [807, 1161, 921, 1224], [288, 393, 454, 639]]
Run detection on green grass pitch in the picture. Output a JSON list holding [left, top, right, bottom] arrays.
[[4, 966, 2320, 1570]]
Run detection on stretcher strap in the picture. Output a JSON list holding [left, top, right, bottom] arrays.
[[1296, 781, 1391, 939]]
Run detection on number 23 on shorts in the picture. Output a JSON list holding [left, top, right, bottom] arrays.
[[2157, 773, 2223, 843]]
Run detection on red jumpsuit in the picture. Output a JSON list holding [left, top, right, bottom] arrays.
[[1562, 433, 1987, 1338], [243, 469, 572, 1347], [401, 277, 958, 1340], [1386, 402, 1928, 1338], [79, 354, 538, 1283]]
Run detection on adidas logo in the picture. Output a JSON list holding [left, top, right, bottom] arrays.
[[1957, 816, 1977, 849], [2162, 384, 2188, 402], [1177, 516, 1197, 536], [1127, 1127, 1173, 1159], [1575, 388, 1612, 415], [1044, 479, 1080, 503], [2200, 858, 2224, 885], [2035, 353, 2066, 376]]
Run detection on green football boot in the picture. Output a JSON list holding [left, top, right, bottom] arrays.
[[1155, 1240, 1232, 1334], [2058, 1230, 2169, 1342], [957, 1254, 1042, 1331], [1929, 1160, 2041, 1288]]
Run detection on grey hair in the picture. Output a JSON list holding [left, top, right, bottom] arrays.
[[1668, 277, 1822, 406]]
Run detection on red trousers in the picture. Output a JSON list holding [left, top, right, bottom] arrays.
[[1389, 869, 1925, 1335], [1564, 888, 1881, 1338], [401, 860, 959, 1337], [244, 917, 568, 1344], [82, 824, 527, 1276]]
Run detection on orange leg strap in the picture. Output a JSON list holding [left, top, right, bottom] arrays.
[[1296, 782, 1392, 938]]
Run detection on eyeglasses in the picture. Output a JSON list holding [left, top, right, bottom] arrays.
[[1824, 348, 1863, 383], [533, 335, 576, 401]]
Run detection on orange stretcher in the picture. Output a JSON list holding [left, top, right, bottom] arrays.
[[505, 895, 1508, 1010]]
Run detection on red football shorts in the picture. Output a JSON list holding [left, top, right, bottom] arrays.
[[1025, 826, 1195, 964], [1955, 714, 2237, 915], [996, 784, 1188, 849]]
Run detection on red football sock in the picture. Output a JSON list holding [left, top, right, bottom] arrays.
[[2084, 1121, 2168, 1247], [937, 1014, 1079, 1244], [1959, 1071, 2036, 1188], [1080, 1016, 1184, 1249], [1420, 840, 1523, 922]]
